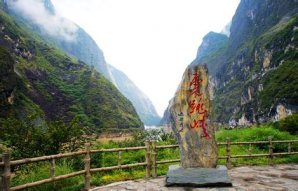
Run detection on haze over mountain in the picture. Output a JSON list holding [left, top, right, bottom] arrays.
[[162, 0, 298, 126], [109, 65, 161, 126], [5, 0, 160, 126]]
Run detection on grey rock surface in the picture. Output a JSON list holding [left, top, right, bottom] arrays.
[[92, 164, 298, 191], [166, 165, 232, 187]]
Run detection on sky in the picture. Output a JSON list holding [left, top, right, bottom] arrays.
[[51, 0, 240, 117]]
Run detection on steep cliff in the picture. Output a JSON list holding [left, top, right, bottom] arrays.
[[0, 7, 143, 129], [213, 0, 298, 125], [191, 32, 228, 76], [162, 0, 298, 126], [109, 65, 161, 126]]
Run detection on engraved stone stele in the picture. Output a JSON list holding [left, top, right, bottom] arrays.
[[166, 65, 232, 187], [169, 65, 217, 168]]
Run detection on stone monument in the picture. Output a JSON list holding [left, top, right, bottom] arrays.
[[166, 65, 232, 187]]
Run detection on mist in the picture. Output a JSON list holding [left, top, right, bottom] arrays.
[[9, 0, 78, 41]]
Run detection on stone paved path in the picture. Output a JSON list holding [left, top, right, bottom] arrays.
[[91, 164, 298, 191]]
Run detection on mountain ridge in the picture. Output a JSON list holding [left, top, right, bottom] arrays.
[[162, 0, 298, 126], [109, 64, 161, 126]]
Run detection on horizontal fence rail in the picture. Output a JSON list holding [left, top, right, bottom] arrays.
[[1, 137, 297, 191]]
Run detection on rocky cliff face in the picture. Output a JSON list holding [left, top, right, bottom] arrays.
[[109, 65, 161, 126], [191, 32, 228, 76], [162, 0, 298, 126], [0, 46, 17, 116]]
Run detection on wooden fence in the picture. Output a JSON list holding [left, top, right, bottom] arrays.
[[1, 137, 297, 191]]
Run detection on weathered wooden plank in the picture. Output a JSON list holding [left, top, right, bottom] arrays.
[[10, 170, 85, 191], [145, 141, 150, 178], [156, 159, 181, 164], [151, 141, 157, 178], [90, 162, 147, 172], [84, 143, 91, 191], [156, 145, 179, 149], [1, 153, 11, 191], [9, 151, 86, 166], [226, 137, 231, 169], [268, 136, 273, 165], [90, 146, 146, 153]]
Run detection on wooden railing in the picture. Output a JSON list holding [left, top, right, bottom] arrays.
[[153, 137, 298, 172], [1, 137, 297, 191]]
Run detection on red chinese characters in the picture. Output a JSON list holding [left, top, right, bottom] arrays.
[[188, 72, 210, 138]]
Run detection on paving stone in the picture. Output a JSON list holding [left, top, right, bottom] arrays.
[[91, 165, 298, 191], [281, 172, 298, 180]]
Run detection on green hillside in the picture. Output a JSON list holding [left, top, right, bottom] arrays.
[[0, 10, 143, 130]]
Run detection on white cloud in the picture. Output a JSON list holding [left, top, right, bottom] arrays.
[[10, 0, 78, 41]]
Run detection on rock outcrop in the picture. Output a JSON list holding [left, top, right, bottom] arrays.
[[0, 46, 17, 110]]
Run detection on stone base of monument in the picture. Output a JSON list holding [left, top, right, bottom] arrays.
[[165, 165, 232, 187]]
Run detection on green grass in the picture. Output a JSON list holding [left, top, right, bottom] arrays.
[[11, 161, 84, 191]]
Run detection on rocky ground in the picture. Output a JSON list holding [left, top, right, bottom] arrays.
[[92, 164, 298, 191]]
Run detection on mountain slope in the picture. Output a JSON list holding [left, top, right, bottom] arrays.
[[6, 0, 160, 125], [212, 0, 298, 124], [6, 0, 112, 81], [162, 0, 298, 126], [0, 8, 143, 129], [109, 65, 161, 126]]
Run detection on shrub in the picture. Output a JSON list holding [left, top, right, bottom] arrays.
[[277, 113, 298, 135]]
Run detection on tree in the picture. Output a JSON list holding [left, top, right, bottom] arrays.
[[0, 115, 85, 159]]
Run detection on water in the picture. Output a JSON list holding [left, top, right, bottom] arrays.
[[144, 125, 162, 130]]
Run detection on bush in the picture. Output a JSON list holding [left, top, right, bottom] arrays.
[[277, 113, 298, 135], [11, 161, 83, 191], [0, 115, 85, 158], [216, 125, 297, 152]]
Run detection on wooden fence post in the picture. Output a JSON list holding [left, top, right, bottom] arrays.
[[1, 153, 11, 191], [84, 143, 91, 191], [248, 143, 252, 157], [288, 142, 291, 154], [118, 151, 122, 167], [145, 141, 150, 178], [226, 137, 231, 169], [151, 141, 157, 178], [50, 159, 55, 179], [268, 136, 273, 165]]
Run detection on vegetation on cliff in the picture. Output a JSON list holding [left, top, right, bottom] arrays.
[[0, 8, 143, 136], [167, 0, 298, 125]]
